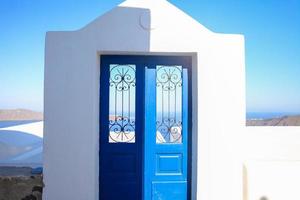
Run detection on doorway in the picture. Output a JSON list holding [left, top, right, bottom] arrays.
[[99, 55, 192, 200]]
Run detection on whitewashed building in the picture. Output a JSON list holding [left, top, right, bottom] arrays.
[[44, 0, 300, 200]]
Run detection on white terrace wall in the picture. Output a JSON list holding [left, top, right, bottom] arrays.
[[44, 0, 245, 199], [241, 127, 300, 200]]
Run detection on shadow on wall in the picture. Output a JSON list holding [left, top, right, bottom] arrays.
[[44, 6, 152, 200], [78, 6, 152, 52]]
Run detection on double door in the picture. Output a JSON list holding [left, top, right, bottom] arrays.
[[100, 55, 191, 200]]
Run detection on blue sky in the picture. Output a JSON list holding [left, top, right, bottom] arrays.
[[0, 0, 299, 113]]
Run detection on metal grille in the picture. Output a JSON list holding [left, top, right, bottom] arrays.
[[109, 64, 136, 143], [156, 65, 183, 143]]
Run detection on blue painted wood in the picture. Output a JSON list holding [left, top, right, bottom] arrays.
[[99, 56, 144, 200], [144, 68, 156, 200], [152, 181, 187, 200], [100, 55, 191, 200], [144, 66, 189, 200]]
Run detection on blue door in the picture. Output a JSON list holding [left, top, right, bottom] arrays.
[[144, 57, 190, 200], [99, 56, 144, 200], [100, 56, 191, 200]]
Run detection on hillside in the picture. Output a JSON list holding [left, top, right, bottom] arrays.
[[247, 115, 300, 126], [0, 109, 43, 121]]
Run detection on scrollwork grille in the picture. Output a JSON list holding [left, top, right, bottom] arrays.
[[156, 65, 183, 143], [109, 64, 136, 143]]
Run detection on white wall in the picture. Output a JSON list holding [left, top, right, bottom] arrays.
[[242, 127, 300, 200], [44, 0, 246, 199], [245, 161, 300, 200]]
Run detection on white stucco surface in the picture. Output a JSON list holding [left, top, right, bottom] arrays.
[[0, 121, 43, 167], [245, 161, 300, 200], [44, 0, 244, 199], [44, 0, 300, 199], [0, 122, 43, 138]]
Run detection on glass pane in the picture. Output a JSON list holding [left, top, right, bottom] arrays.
[[109, 64, 136, 143], [156, 65, 183, 144]]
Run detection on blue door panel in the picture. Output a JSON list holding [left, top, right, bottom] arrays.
[[101, 182, 138, 199], [156, 154, 182, 174], [111, 154, 136, 173], [152, 181, 187, 200]]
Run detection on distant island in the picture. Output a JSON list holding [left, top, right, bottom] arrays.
[[247, 115, 300, 126], [0, 109, 43, 121], [1, 108, 298, 126]]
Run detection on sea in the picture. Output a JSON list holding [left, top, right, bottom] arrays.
[[2, 116, 297, 125], [246, 112, 300, 120]]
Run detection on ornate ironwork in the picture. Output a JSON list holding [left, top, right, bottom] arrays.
[[109, 64, 136, 143], [156, 65, 183, 143]]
